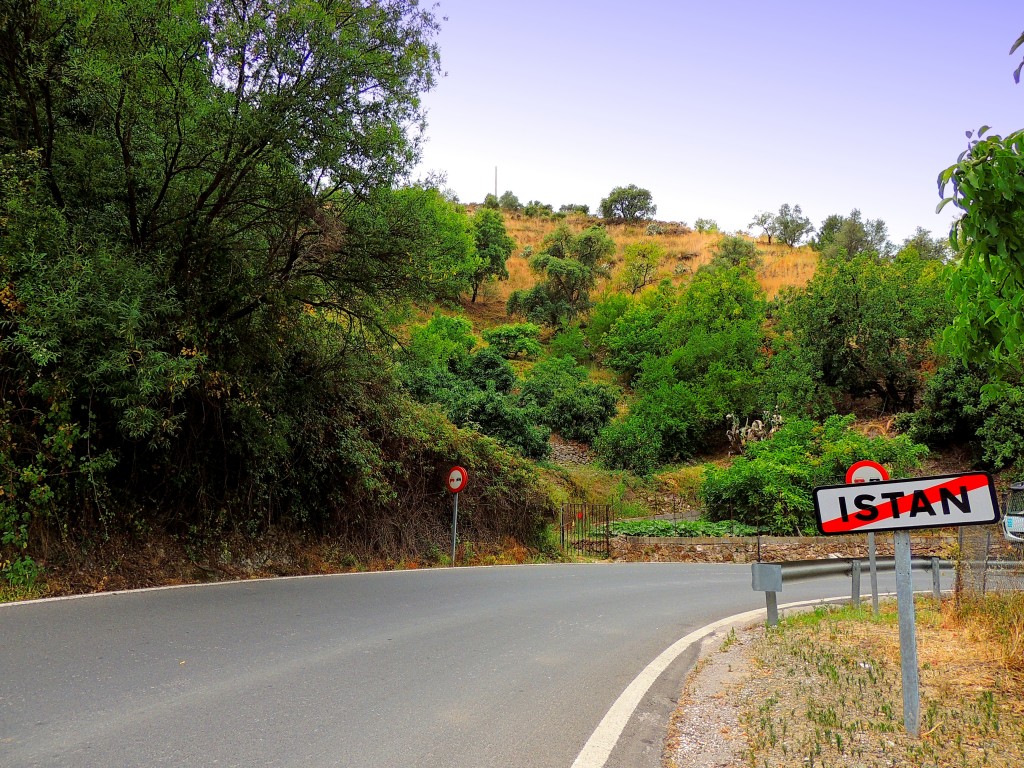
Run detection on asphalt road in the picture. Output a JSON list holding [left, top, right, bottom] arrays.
[[0, 563, 929, 767]]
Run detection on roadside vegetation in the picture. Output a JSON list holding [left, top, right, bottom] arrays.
[[740, 595, 1024, 767], [1, 6, 1023, 598]]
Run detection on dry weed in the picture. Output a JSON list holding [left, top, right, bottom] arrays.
[[740, 599, 1024, 767]]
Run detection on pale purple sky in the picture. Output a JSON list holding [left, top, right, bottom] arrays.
[[416, 1, 1023, 242]]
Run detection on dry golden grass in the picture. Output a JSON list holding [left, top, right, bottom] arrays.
[[462, 213, 820, 330], [739, 598, 1024, 767]]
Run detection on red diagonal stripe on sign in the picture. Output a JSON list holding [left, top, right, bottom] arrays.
[[821, 473, 990, 534]]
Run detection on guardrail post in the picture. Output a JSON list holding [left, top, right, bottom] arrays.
[[752, 563, 783, 627], [765, 591, 779, 627], [851, 559, 861, 608], [931, 557, 941, 600]]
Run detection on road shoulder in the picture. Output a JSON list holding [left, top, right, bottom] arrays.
[[662, 624, 761, 768]]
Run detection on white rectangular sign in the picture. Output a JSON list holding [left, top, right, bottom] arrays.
[[814, 472, 1000, 536]]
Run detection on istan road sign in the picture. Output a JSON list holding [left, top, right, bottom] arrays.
[[814, 472, 1000, 536]]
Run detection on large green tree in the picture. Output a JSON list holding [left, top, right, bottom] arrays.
[[776, 252, 950, 410], [507, 224, 615, 326], [468, 207, 514, 302], [773, 204, 814, 247], [813, 209, 891, 258], [598, 267, 768, 470], [749, 204, 813, 247], [0, 0, 550, 571], [599, 184, 656, 221]]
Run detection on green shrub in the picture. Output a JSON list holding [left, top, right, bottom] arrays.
[[482, 323, 542, 359], [906, 360, 986, 448], [700, 415, 928, 535], [594, 417, 663, 475], [586, 293, 634, 357], [560, 203, 590, 216], [707, 235, 761, 271], [465, 347, 517, 394], [975, 387, 1024, 471], [549, 324, 590, 362], [455, 385, 551, 460], [605, 300, 668, 382], [907, 359, 1024, 472], [520, 356, 618, 443], [524, 200, 554, 218], [546, 384, 618, 443], [520, 355, 586, 403], [610, 519, 757, 537]]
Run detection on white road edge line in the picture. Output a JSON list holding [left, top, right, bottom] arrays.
[[569, 595, 851, 768]]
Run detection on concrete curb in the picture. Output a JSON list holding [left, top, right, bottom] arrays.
[[569, 594, 855, 768]]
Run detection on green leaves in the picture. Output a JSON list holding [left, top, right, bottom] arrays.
[[700, 415, 927, 535], [1012, 32, 1024, 83], [509, 223, 615, 327], [468, 207, 514, 301], [599, 184, 656, 221], [610, 519, 757, 537], [940, 127, 1024, 374]]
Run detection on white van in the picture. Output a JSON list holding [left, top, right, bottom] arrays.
[[1002, 482, 1024, 543]]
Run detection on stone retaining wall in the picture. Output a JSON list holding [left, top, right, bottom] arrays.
[[610, 528, 1018, 564]]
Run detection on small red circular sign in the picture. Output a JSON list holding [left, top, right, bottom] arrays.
[[447, 466, 468, 494], [846, 460, 890, 484]]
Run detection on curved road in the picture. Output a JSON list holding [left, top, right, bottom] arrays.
[[0, 563, 925, 767]]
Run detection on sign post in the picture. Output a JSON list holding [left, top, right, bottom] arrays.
[[446, 466, 469, 565], [814, 470, 1000, 738], [894, 529, 921, 737], [846, 460, 890, 616]]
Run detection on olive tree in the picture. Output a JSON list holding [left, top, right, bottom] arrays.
[[599, 184, 656, 221]]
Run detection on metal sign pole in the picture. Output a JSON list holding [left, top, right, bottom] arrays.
[[894, 529, 921, 737], [868, 532, 879, 616], [451, 492, 459, 566]]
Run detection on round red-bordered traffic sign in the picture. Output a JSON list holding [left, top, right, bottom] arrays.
[[447, 466, 469, 494], [846, 460, 890, 484]]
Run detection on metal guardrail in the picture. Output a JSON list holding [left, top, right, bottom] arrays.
[[752, 557, 1024, 626], [778, 556, 951, 582]]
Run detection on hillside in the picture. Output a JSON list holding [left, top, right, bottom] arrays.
[[461, 211, 819, 328]]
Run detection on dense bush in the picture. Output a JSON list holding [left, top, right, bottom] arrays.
[[907, 360, 1024, 471], [594, 418, 663, 475], [585, 293, 633, 358], [524, 200, 554, 218], [481, 323, 542, 359], [604, 288, 673, 382], [904, 360, 986, 448], [465, 347, 517, 393], [707, 236, 761, 271], [700, 415, 928, 535], [454, 386, 551, 460], [548, 325, 590, 362], [520, 357, 619, 443], [400, 318, 550, 459]]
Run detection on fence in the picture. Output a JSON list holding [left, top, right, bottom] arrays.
[[559, 503, 614, 557]]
